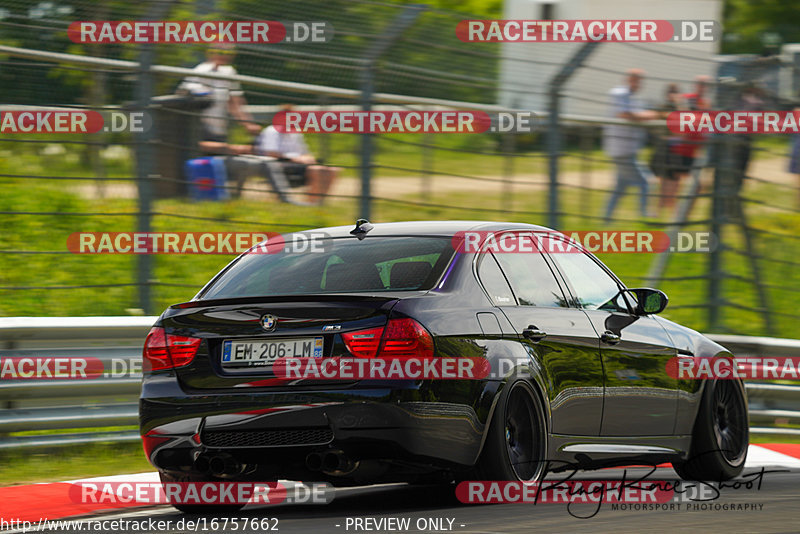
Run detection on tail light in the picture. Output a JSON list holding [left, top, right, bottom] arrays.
[[342, 318, 434, 359], [341, 326, 383, 358], [143, 326, 202, 372], [380, 318, 434, 358]]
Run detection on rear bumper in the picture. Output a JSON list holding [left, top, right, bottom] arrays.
[[139, 375, 498, 470]]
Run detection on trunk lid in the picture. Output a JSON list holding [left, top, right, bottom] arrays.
[[160, 294, 403, 390]]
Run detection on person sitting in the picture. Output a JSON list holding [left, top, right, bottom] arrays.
[[255, 105, 338, 205]]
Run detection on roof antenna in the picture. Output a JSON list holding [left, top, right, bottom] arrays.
[[350, 219, 374, 240]]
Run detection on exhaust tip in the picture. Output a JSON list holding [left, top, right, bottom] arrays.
[[306, 452, 323, 471], [206, 454, 242, 476], [208, 456, 226, 476], [193, 455, 210, 474], [322, 451, 342, 471]]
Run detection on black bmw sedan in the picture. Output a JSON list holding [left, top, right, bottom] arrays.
[[139, 220, 748, 511]]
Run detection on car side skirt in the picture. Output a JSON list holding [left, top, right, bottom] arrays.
[[547, 433, 692, 471]]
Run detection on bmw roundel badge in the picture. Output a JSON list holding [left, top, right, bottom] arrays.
[[260, 314, 277, 331]]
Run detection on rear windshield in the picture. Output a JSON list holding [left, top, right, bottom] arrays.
[[198, 236, 456, 300]]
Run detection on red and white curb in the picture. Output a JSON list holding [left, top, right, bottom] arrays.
[[2, 444, 799, 523], [741, 443, 800, 469]]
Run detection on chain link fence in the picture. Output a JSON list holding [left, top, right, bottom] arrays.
[[0, 0, 799, 342]]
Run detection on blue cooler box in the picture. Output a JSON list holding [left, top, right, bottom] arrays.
[[185, 157, 229, 201]]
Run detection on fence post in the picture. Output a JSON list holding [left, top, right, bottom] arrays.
[[502, 132, 516, 211], [579, 125, 592, 217], [359, 70, 375, 220], [546, 42, 600, 229], [135, 46, 154, 315], [135, 1, 173, 315], [358, 5, 425, 220], [318, 94, 331, 164], [707, 134, 728, 331], [421, 132, 433, 200]]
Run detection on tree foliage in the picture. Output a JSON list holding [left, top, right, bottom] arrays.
[[722, 0, 800, 54]]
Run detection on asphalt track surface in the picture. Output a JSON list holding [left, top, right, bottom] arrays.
[[20, 467, 800, 534]]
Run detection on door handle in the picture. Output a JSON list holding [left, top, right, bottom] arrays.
[[522, 325, 547, 342], [601, 330, 621, 345]]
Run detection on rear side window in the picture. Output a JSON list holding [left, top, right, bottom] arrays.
[[477, 253, 515, 306], [199, 236, 455, 299], [492, 235, 568, 308]]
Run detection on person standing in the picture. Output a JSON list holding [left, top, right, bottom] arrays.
[[790, 109, 800, 209], [179, 44, 261, 155], [603, 69, 659, 221], [667, 75, 711, 201], [650, 83, 685, 212]]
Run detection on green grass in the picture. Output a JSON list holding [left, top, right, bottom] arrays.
[[11, 426, 137, 437], [751, 434, 800, 445], [304, 132, 611, 178], [0, 442, 152, 486], [2, 182, 797, 336]]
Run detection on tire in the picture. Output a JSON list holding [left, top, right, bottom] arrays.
[[477, 380, 548, 481], [158, 471, 246, 514], [672, 378, 749, 481]]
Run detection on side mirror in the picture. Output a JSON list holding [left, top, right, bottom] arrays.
[[625, 288, 668, 315]]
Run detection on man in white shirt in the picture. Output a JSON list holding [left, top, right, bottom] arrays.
[[256, 105, 337, 205], [603, 69, 659, 220], [179, 45, 261, 155]]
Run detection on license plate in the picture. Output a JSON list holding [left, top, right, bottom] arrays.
[[221, 337, 324, 369]]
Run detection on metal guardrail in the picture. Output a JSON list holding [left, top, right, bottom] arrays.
[[0, 317, 798, 449], [0, 317, 153, 449], [710, 334, 800, 435]]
